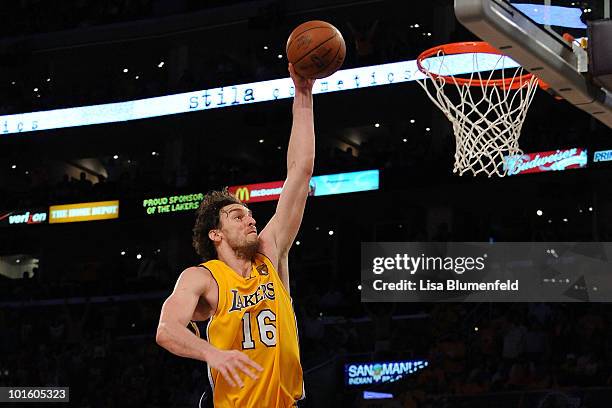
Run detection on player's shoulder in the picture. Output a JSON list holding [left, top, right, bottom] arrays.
[[177, 265, 215, 288], [181, 264, 212, 276]]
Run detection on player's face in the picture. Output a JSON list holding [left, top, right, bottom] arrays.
[[218, 204, 258, 252]]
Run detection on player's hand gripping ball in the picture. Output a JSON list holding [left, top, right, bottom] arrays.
[[286, 20, 346, 79]]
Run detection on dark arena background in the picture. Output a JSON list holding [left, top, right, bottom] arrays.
[[2, 1, 612, 407]]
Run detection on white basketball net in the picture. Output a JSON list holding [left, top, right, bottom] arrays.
[[417, 51, 539, 177]]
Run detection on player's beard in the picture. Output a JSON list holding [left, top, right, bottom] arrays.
[[234, 236, 259, 260]]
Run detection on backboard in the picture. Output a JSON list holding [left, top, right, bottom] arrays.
[[455, 0, 612, 128]]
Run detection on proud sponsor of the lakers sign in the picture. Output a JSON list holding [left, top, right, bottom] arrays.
[[49, 201, 119, 223]]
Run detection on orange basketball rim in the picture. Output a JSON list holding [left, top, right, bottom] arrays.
[[417, 41, 550, 91]]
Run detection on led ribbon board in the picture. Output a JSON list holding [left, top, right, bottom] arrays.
[[345, 360, 428, 386], [142, 170, 379, 215], [0, 208, 48, 227], [49, 200, 119, 223], [504, 148, 587, 176], [1, 56, 519, 135], [228, 169, 380, 204]]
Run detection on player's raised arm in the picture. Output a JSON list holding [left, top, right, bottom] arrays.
[[259, 64, 315, 274]]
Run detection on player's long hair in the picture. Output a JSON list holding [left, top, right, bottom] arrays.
[[192, 188, 241, 261]]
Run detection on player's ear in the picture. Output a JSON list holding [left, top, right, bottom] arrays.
[[208, 229, 222, 242]]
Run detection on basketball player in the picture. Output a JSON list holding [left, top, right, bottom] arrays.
[[156, 63, 314, 407]]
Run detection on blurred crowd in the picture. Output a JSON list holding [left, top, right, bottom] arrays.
[[0, 0, 251, 37], [384, 303, 612, 407], [0, 121, 439, 211], [0, 298, 203, 407], [3, 290, 612, 407]]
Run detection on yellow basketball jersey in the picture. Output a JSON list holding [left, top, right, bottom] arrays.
[[201, 253, 304, 407]]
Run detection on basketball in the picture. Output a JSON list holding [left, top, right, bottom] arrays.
[[286, 20, 346, 79]]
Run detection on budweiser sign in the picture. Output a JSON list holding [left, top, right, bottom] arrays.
[[504, 148, 587, 176]]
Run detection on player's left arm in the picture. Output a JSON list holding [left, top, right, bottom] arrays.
[[259, 64, 315, 293]]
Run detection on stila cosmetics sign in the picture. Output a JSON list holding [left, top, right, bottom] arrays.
[[504, 148, 587, 176]]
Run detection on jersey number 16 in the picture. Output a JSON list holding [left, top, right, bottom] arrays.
[[241, 309, 277, 349]]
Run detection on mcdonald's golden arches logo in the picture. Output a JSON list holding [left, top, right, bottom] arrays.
[[235, 187, 250, 202]]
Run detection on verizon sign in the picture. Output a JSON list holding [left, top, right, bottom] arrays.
[[0, 209, 48, 227], [504, 148, 587, 176]]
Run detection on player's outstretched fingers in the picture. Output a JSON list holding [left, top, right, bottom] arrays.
[[229, 365, 244, 388], [239, 352, 264, 372], [219, 366, 237, 387], [235, 360, 258, 380]]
